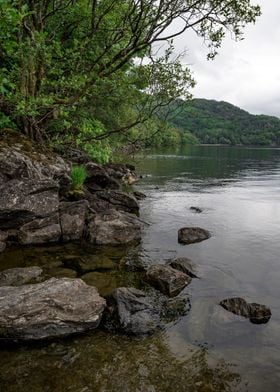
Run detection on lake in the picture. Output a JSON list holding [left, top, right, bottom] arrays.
[[0, 145, 279, 391]]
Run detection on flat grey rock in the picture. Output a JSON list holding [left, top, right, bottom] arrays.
[[0, 278, 105, 341]]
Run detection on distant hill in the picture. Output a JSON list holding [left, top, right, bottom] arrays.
[[165, 99, 280, 146]]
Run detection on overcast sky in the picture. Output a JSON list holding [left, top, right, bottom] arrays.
[[172, 0, 280, 117]]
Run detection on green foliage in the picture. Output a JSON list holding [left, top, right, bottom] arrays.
[[70, 165, 87, 191], [165, 99, 280, 146], [0, 0, 261, 152]]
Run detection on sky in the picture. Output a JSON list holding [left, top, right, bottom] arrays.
[[172, 0, 280, 117]]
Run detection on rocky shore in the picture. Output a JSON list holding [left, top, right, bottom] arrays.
[[0, 131, 272, 342], [0, 132, 142, 251]]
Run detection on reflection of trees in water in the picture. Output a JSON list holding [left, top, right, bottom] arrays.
[[0, 332, 245, 392], [137, 146, 280, 188]]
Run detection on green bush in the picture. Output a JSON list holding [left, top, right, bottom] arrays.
[[70, 165, 87, 191]]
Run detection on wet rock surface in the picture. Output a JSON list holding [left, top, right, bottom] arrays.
[[88, 210, 142, 245], [220, 297, 272, 324], [103, 287, 161, 335], [178, 227, 211, 245], [0, 267, 43, 286], [145, 265, 191, 297], [169, 257, 199, 278], [0, 277, 106, 341]]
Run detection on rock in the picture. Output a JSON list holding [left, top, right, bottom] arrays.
[[219, 297, 272, 324], [85, 162, 120, 191], [0, 179, 59, 229], [133, 191, 147, 200], [161, 297, 191, 323], [145, 265, 191, 297], [178, 227, 211, 245], [59, 200, 88, 241], [18, 213, 61, 245], [104, 163, 138, 185], [62, 255, 116, 274], [0, 231, 8, 242], [0, 145, 70, 185], [88, 210, 142, 245], [0, 278, 106, 341], [93, 190, 139, 215], [0, 267, 43, 286], [0, 242, 6, 253], [190, 206, 203, 213], [103, 287, 161, 335], [169, 257, 199, 278]]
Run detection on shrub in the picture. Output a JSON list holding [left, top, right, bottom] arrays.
[[70, 165, 87, 191]]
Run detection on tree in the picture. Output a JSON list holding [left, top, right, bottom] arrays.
[[0, 0, 261, 144]]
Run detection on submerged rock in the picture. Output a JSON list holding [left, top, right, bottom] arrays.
[[62, 255, 116, 274], [0, 278, 105, 341], [178, 227, 211, 245], [220, 297, 272, 324], [190, 206, 203, 213], [161, 297, 191, 323], [0, 267, 43, 287], [169, 257, 199, 278], [103, 287, 161, 335], [88, 210, 142, 245], [145, 265, 191, 297]]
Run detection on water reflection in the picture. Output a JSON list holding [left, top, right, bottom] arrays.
[[0, 332, 246, 392]]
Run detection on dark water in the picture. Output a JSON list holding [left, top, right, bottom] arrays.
[[0, 145, 279, 391]]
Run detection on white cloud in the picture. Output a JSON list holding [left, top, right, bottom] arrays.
[[172, 0, 280, 117]]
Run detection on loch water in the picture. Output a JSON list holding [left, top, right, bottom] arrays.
[[0, 145, 280, 391]]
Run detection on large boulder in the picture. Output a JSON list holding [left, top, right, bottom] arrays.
[[145, 265, 191, 297], [178, 227, 211, 245], [103, 287, 161, 335], [59, 200, 89, 241], [93, 190, 139, 215], [88, 210, 142, 245], [0, 267, 43, 287], [0, 278, 106, 341], [0, 179, 59, 229], [85, 162, 120, 191], [0, 145, 70, 184], [169, 257, 199, 278], [220, 297, 272, 324], [18, 213, 61, 245]]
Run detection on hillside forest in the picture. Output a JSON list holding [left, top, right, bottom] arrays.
[[0, 1, 264, 162]]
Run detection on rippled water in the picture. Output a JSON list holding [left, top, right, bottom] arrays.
[[135, 145, 280, 391], [0, 145, 279, 391]]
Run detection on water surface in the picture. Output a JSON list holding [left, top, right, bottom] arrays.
[[0, 145, 279, 391]]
